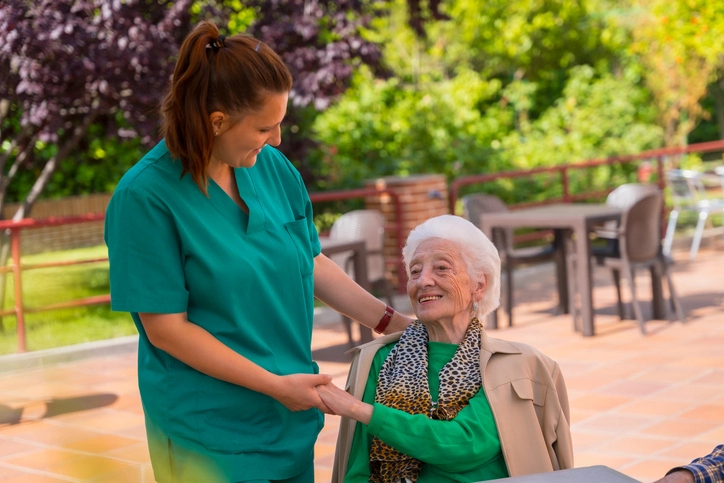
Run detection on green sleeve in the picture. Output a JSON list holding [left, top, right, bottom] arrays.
[[105, 185, 189, 314], [367, 392, 501, 472], [345, 345, 503, 479]]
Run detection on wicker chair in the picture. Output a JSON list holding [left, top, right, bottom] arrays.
[[462, 194, 565, 327], [591, 191, 685, 334]]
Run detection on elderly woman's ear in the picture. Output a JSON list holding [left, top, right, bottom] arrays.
[[474, 276, 487, 300]]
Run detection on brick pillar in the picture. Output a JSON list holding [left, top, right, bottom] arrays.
[[364, 174, 449, 292]]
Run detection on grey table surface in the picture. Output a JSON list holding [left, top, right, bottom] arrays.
[[483, 465, 641, 482]]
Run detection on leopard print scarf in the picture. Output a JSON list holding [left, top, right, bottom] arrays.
[[369, 318, 483, 483]]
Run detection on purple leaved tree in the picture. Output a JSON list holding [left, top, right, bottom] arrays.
[[0, 0, 199, 221], [0, 0, 204, 330]]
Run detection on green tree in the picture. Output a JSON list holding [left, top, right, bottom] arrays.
[[629, 0, 724, 146]]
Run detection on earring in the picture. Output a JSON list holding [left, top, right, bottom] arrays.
[[472, 301, 479, 313], [215, 131, 218, 136]]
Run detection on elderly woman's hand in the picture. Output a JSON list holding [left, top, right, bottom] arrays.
[[316, 383, 373, 425], [269, 373, 334, 414]]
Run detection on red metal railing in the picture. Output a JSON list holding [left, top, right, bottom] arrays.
[[0, 213, 108, 352], [449, 139, 724, 213], [4, 139, 724, 352], [0, 189, 404, 353]]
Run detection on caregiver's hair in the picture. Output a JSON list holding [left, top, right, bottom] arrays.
[[402, 214, 501, 319]]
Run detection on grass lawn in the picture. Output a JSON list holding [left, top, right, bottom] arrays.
[[0, 244, 136, 356]]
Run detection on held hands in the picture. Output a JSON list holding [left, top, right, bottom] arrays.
[[271, 373, 334, 414], [316, 383, 373, 425]]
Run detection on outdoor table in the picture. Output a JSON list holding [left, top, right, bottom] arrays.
[[319, 236, 374, 342], [483, 465, 641, 482], [479, 203, 624, 337]]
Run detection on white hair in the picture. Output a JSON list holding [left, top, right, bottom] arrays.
[[402, 214, 501, 319]]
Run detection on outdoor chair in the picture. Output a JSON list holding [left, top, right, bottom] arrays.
[[588, 191, 685, 334], [462, 193, 565, 327], [663, 169, 724, 260], [328, 209, 395, 345], [593, 183, 662, 261]]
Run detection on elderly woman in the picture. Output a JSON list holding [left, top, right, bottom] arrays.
[[318, 214, 573, 483]]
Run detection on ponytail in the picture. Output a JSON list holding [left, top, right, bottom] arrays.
[[160, 21, 293, 194]]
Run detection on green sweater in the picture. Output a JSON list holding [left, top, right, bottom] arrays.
[[345, 341, 509, 482]]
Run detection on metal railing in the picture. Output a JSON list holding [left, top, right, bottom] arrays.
[[4, 139, 724, 352], [0, 189, 404, 353], [449, 139, 724, 213], [0, 213, 108, 352]]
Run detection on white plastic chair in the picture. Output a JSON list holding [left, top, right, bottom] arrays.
[[328, 210, 394, 344], [663, 169, 724, 259]]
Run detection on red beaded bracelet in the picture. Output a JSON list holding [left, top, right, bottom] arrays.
[[374, 305, 395, 334]]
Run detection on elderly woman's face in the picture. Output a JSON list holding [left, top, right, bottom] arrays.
[[406, 238, 478, 324]]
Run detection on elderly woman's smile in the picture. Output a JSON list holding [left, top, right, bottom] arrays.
[[407, 238, 482, 343]]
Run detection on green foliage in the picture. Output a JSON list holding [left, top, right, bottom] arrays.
[[313, 66, 513, 187], [6, 118, 145, 203], [499, 65, 663, 169]]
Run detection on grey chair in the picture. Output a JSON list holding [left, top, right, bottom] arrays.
[[663, 169, 724, 259], [591, 191, 685, 334], [462, 194, 565, 327], [328, 209, 395, 345], [593, 183, 662, 264]]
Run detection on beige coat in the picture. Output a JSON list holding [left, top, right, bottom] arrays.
[[332, 331, 574, 482]]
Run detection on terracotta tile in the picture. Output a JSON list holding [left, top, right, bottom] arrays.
[[655, 385, 724, 402], [315, 468, 333, 483], [66, 410, 143, 433], [117, 423, 149, 440], [616, 399, 692, 417], [573, 452, 635, 470], [0, 436, 39, 458], [569, 408, 597, 424], [0, 463, 24, 478], [570, 431, 608, 451], [0, 473, 70, 483], [568, 394, 631, 412], [574, 413, 654, 434], [631, 366, 709, 383], [641, 419, 713, 439], [697, 426, 724, 444], [46, 454, 132, 480], [85, 463, 144, 483], [3, 423, 103, 446], [103, 442, 151, 463], [0, 245, 720, 483], [678, 404, 724, 422], [597, 381, 668, 398], [64, 433, 140, 453], [692, 370, 724, 385], [3, 447, 84, 470], [315, 443, 336, 459], [660, 441, 724, 462], [597, 435, 679, 456]]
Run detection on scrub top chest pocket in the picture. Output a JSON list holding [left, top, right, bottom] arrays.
[[285, 217, 315, 278]]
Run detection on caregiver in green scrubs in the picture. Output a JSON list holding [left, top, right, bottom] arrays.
[[104, 21, 411, 483]]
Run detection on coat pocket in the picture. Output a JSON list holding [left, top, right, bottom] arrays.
[[511, 378, 547, 407]]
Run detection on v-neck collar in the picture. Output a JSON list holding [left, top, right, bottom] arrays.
[[207, 167, 266, 234]]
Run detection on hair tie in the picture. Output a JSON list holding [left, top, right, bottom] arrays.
[[207, 35, 226, 52]]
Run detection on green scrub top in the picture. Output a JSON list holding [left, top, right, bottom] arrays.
[[104, 140, 322, 481]]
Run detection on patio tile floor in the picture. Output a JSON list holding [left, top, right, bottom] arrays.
[[0, 244, 722, 482]]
